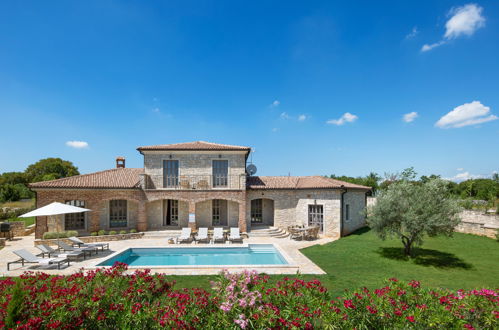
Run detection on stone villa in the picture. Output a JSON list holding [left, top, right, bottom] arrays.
[[30, 141, 370, 239]]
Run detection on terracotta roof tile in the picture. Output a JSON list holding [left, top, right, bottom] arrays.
[[29, 168, 143, 189], [246, 176, 371, 190], [137, 141, 251, 152]]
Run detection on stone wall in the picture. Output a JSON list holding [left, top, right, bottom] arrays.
[[34, 189, 146, 239], [342, 191, 368, 235], [455, 210, 498, 239], [34, 232, 144, 246], [246, 189, 366, 237], [0, 238, 5, 248], [142, 151, 247, 189]]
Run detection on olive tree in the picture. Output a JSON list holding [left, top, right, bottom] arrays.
[[367, 179, 461, 256]]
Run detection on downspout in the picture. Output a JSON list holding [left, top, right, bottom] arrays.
[[340, 186, 347, 237]]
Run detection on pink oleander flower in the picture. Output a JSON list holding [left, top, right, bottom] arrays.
[[234, 314, 248, 329]]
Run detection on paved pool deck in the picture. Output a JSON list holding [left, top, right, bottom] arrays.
[[0, 234, 335, 277]]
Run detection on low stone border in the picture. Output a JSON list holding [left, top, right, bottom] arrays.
[[0, 238, 5, 248], [35, 232, 144, 246], [455, 221, 498, 239]]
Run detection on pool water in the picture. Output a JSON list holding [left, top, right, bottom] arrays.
[[97, 244, 288, 266]]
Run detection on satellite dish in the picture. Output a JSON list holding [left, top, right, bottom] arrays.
[[246, 164, 257, 176]]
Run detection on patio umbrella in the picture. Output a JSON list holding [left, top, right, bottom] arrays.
[[19, 202, 91, 245]]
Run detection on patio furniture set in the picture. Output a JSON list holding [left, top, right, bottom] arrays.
[[287, 226, 320, 240], [7, 236, 109, 271], [175, 227, 243, 244]]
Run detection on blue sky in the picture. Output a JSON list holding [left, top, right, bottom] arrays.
[[0, 1, 498, 181]]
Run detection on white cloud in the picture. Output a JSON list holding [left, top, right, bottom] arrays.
[[421, 3, 485, 52], [326, 112, 358, 126], [457, 168, 464, 171], [448, 171, 483, 182], [270, 100, 280, 108], [298, 114, 307, 121], [445, 4, 485, 39], [406, 26, 419, 39], [66, 141, 89, 149], [435, 101, 498, 128], [403, 111, 418, 123], [421, 41, 446, 52], [280, 112, 290, 120]]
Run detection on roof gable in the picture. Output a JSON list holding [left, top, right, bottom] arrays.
[[137, 141, 250, 152]]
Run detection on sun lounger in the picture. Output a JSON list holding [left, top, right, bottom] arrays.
[[228, 227, 243, 243], [68, 237, 109, 251], [196, 227, 210, 244], [177, 228, 193, 244], [57, 241, 98, 257], [36, 244, 85, 261], [213, 227, 225, 243], [8, 249, 70, 270]]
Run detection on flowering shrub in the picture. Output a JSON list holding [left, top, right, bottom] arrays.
[[0, 264, 497, 329]]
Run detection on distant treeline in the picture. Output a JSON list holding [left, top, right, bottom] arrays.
[[328, 167, 499, 201], [0, 158, 79, 203]]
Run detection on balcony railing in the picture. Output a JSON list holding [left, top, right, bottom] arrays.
[[140, 174, 246, 190]]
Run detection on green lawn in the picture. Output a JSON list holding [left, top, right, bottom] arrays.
[[300, 228, 499, 296], [7, 216, 35, 227], [171, 228, 499, 296]]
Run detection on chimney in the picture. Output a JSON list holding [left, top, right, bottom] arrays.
[[116, 157, 125, 168]]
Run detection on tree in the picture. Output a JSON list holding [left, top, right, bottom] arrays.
[[0, 184, 21, 202], [367, 179, 461, 256], [24, 158, 79, 182]]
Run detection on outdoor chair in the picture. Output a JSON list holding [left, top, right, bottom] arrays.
[[304, 226, 320, 240], [228, 227, 243, 243], [56, 241, 98, 257], [8, 249, 70, 270], [289, 227, 303, 240], [213, 227, 225, 243], [36, 244, 85, 261], [177, 228, 193, 244], [68, 236, 109, 251], [195, 227, 210, 244]]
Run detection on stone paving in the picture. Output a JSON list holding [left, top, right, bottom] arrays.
[[0, 233, 335, 277]]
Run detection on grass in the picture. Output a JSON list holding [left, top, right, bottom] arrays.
[[299, 228, 499, 296], [6, 217, 35, 227], [0, 199, 35, 209], [170, 228, 499, 296]]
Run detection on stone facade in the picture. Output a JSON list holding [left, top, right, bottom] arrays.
[[32, 146, 369, 239], [34, 189, 146, 239], [247, 189, 367, 237], [142, 151, 247, 190]]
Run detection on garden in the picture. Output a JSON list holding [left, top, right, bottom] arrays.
[[0, 264, 497, 329]]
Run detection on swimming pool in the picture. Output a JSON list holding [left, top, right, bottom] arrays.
[[97, 244, 288, 267]]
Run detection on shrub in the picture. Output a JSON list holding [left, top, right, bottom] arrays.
[[42, 232, 64, 239], [0, 267, 497, 329], [119, 230, 127, 235], [108, 230, 117, 235], [97, 230, 106, 236], [129, 229, 137, 233], [66, 230, 78, 237], [90, 232, 98, 236]]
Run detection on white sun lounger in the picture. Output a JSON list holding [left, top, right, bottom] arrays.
[[8, 249, 70, 270], [177, 228, 193, 244], [229, 227, 243, 243], [213, 227, 225, 243], [196, 227, 210, 244]]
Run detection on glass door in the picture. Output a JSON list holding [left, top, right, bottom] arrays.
[[308, 204, 324, 232]]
